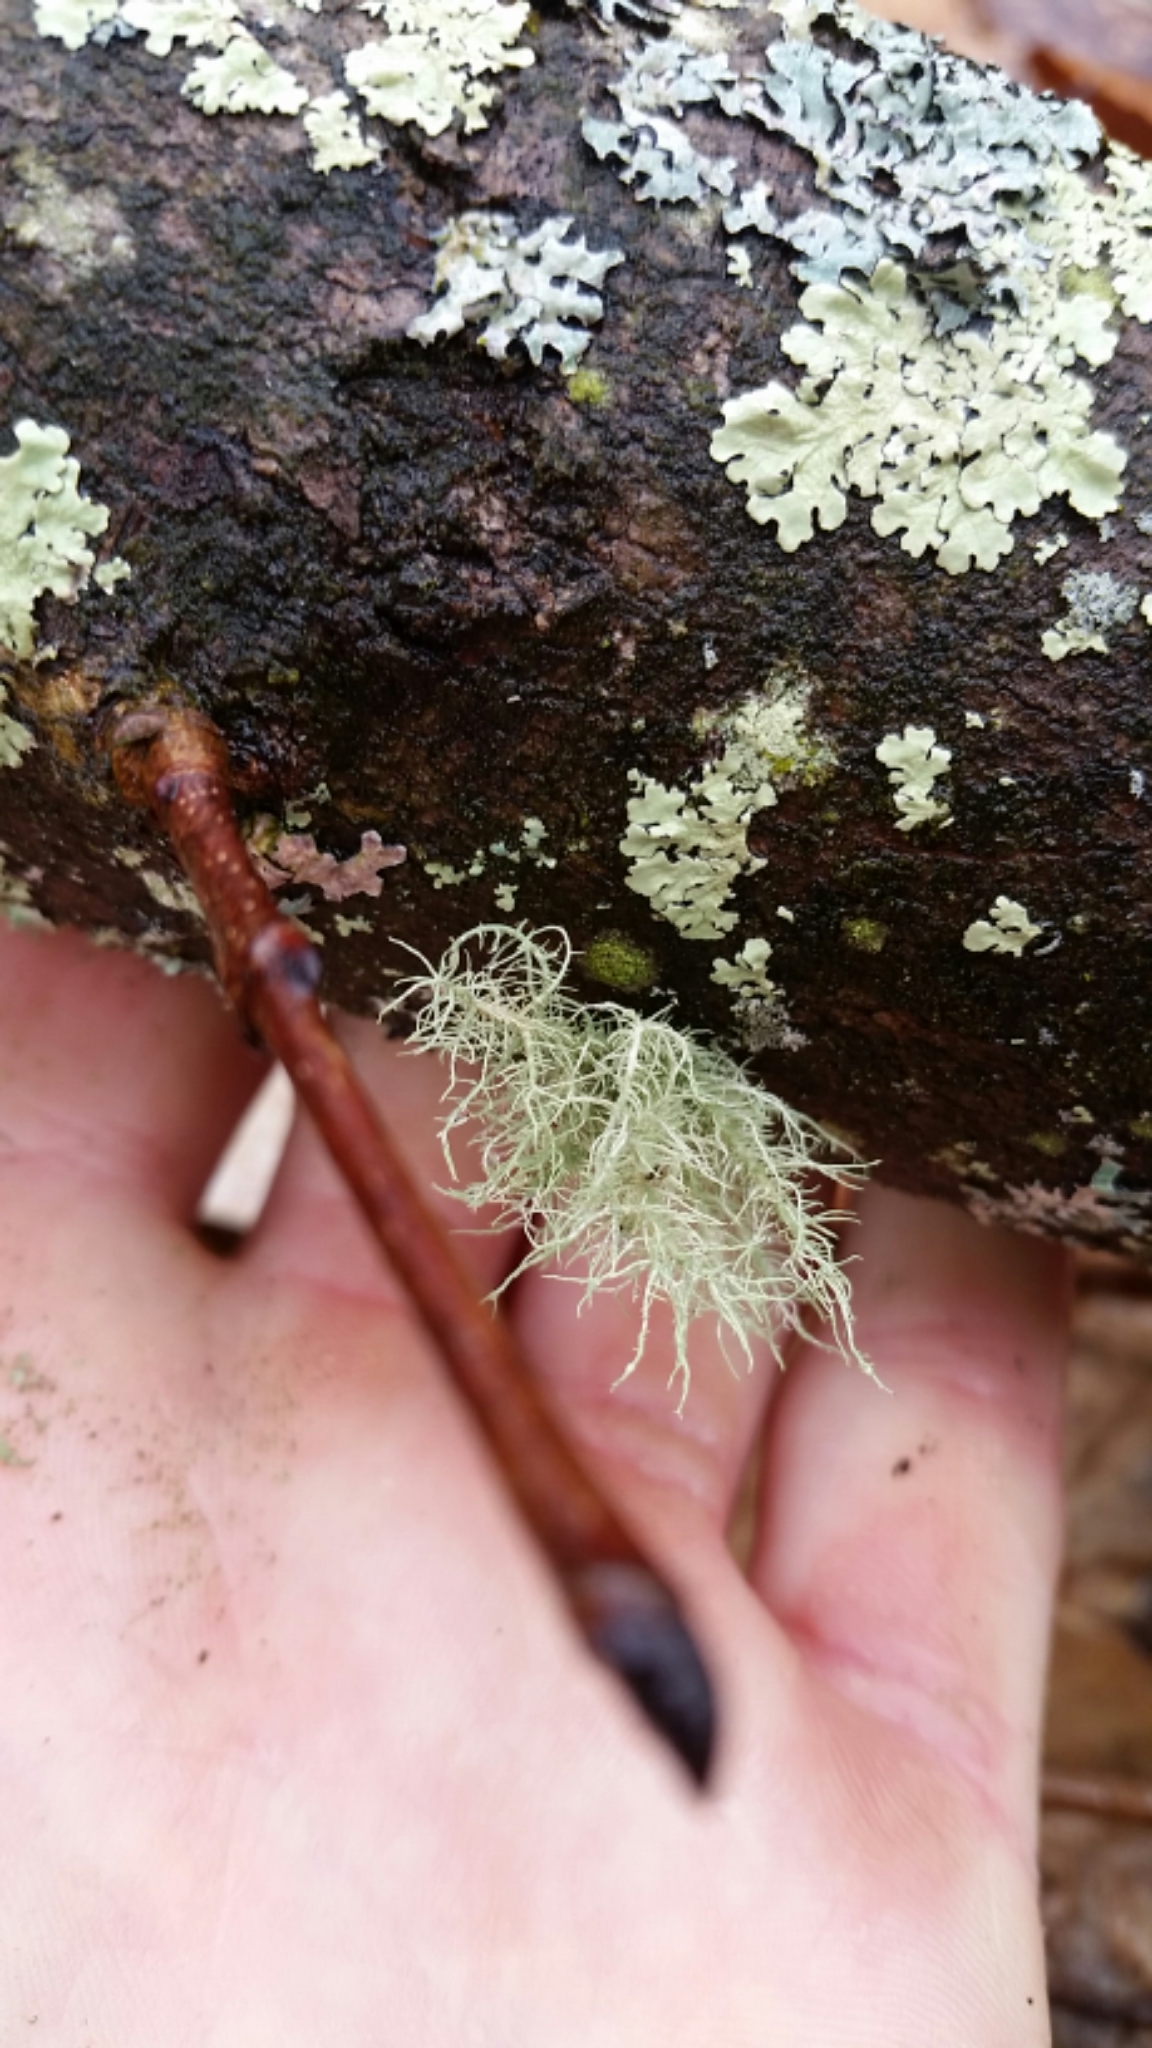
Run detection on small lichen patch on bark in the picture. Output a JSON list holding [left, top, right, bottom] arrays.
[[1042, 568, 1140, 659], [621, 679, 832, 940], [4, 151, 135, 287], [407, 213, 624, 375], [875, 725, 952, 832], [0, 419, 121, 659], [962, 896, 1045, 956], [0, 689, 36, 770]]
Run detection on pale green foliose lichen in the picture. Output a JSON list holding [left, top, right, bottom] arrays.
[[301, 90, 381, 174], [1041, 567, 1140, 659], [0, 419, 124, 658], [621, 680, 830, 940], [33, 0, 119, 44], [385, 923, 873, 1404], [711, 260, 1126, 571], [586, 0, 1152, 571], [875, 725, 952, 831], [0, 689, 36, 769], [962, 896, 1044, 956], [419, 815, 556, 905], [710, 934, 805, 1051], [348, 0, 533, 136], [408, 213, 624, 374], [34, 0, 534, 168], [183, 31, 308, 114]]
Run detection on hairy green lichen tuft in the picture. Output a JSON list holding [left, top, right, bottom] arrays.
[[384, 924, 874, 1406]]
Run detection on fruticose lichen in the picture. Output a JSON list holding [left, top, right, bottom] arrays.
[[385, 923, 873, 1404], [621, 679, 832, 940], [962, 896, 1044, 956], [0, 419, 124, 658], [34, 0, 535, 167], [407, 213, 624, 374], [875, 725, 952, 832], [1041, 567, 1140, 659]]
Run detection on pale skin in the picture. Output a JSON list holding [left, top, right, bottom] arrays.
[[0, 921, 1066, 2046]]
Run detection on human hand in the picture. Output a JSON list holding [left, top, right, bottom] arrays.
[[0, 921, 1066, 2045]]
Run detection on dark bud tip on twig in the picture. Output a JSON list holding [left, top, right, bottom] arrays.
[[569, 1562, 717, 1788]]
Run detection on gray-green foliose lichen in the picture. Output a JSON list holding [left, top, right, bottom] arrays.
[[1041, 567, 1140, 659], [585, 0, 1152, 573], [406, 213, 624, 375]]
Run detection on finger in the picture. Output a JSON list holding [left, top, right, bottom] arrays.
[[241, 1014, 526, 1302], [508, 1260, 789, 1540], [751, 1186, 1068, 1838], [0, 922, 267, 1218]]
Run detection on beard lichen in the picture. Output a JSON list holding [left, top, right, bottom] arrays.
[[383, 924, 874, 1407]]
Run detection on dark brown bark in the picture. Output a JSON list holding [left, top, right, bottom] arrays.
[[3, 0, 1152, 1253]]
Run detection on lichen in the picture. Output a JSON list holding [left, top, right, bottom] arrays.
[[419, 813, 557, 904], [384, 923, 873, 1404], [582, 0, 1150, 572], [621, 679, 832, 940], [0, 419, 122, 658], [962, 896, 1044, 956], [35, 0, 535, 165], [875, 725, 952, 832], [301, 90, 382, 174], [252, 828, 406, 901], [346, 0, 534, 137], [711, 934, 805, 1051], [842, 915, 886, 952], [4, 151, 135, 284], [407, 213, 624, 374], [0, 846, 50, 929], [582, 930, 658, 991], [1041, 567, 1140, 659], [183, 31, 307, 115], [965, 1177, 1152, 1250], [0, 688, 36, 770], [582, 41, 740, 206], [567, 366, 612, 406], [710, 261, 1126, 571], [33, 0, 119, 45]]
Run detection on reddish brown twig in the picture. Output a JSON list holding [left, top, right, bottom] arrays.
[[1044, 1770, 1152, 1825], [109, 700, 715, 1785]]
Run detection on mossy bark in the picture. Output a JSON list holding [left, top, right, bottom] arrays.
[[3, 0, 1152, 1250]]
